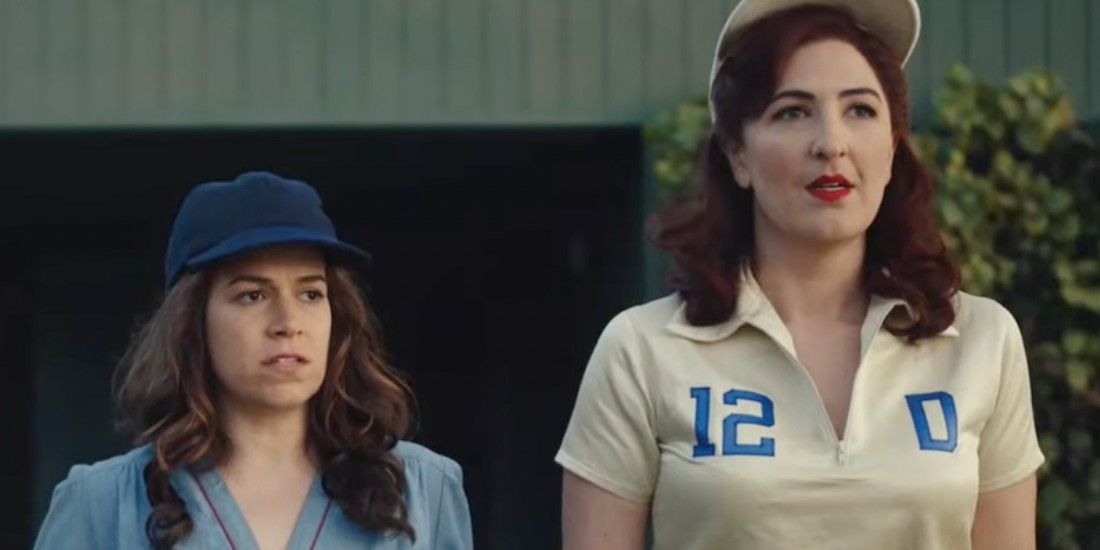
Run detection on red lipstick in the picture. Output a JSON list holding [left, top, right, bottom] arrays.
[[806, 174, 853, 202]]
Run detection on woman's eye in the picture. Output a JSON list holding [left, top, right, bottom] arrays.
[[850, 104, 877, 118], [775, 106, 809, 120], [237, 290, 264, 303], [301, 289, 326, 301]]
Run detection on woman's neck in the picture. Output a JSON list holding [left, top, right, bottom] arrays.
[[217, 399, 316, 480], [752, 230, 868, 326]]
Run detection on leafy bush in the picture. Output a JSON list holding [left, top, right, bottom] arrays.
[[643, 65, 1100, 548]]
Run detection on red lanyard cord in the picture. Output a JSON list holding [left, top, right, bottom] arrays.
[[190, 471, 332, 550], [191, 471, 237, 550]]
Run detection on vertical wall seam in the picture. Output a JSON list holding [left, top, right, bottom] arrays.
[[119, 0, 129, 116], [237, 0, 247, 110], [675, 0, 684, 101], [477, 0, 487, 118], [1086, 0, 1093, 113], [159, 0, 168, 115], [1043, 0, 1050, 69], [77, 0, 89, 119], [1, 0, 8, 115], [999, 0, 1007, 79], [366, 0, 375, 117], [198, 0, 209, 115], [600, 0, 608, 116], [560, 0, 568, 113], [40, 0, 49, 120], [399, 0, 409, 117], [641, 0, 650, 108], [480, 0, 491, 115], [440, 0, 449, 112], [961, 0, 971, 67], [519, 0, 529, 112], [317, 0, 328, 114]]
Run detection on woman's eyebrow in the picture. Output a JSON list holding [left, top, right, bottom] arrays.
[[770, 89, 815, 103], [769, 87, 883, 103], [226, 274, 272, 286], [838, 87, 882, 101], [225, 274, 327, 286]]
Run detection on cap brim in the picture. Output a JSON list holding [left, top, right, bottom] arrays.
[[184, 225, 372, 274], [708, 0, 920, 118]]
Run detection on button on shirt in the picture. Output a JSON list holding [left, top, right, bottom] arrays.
[[556, 271, 1044, 549], [35, 441, 472, 550]]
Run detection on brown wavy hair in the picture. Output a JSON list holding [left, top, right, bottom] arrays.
[[649, 5, 960, 341], [112, 263, 416, 549]]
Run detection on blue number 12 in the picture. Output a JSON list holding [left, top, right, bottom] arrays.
[[690, 387, 776, 457]]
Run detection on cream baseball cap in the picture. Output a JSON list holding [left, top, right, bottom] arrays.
[[708, 0, 921, 118]]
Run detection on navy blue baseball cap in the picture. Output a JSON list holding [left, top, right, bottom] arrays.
[[164, 171, 371, 288]]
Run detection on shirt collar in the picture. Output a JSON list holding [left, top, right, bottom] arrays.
[[665, 265, 959, 344]]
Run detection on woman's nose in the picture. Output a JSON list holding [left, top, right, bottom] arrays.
[[267, 300, 303, 337], [810, 115, 849, 161]]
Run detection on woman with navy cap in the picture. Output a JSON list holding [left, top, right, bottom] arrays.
[[558, 1, 1042, 548], [34, 172, 472, 549]]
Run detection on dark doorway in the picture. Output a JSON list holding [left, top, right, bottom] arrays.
[[1, 128, 644, 549]]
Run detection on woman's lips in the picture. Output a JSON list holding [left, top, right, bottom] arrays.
[[806, 174, 853, 203], [262, 353, 309, 371], [808, 187, 852, 202]]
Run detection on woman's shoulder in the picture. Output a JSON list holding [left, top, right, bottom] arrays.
[[35, 446, 153, 548], [390, 441, 473, 547], [601, 293, 684, 337], [56, 444, 152, 494], [952, 291, 1022, 340], [392, 440, 462, 483]]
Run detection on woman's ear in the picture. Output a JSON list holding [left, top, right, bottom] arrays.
[[728, 146, 752, 190]]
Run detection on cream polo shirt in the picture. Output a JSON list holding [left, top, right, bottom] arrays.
[[556, 272, 1045, 549]]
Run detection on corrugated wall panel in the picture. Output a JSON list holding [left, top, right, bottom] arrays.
[[565, 0, 604, 117], [205, 0, 245, 118], [86, 1, 124, 121], [908, 25, 933, 125], [242, 0, 283, 119], [685, 0, 728, 99], [364, 0, 403, 120], [646, 0, 686, 108], [485, 0, 524, 118], [1007, 0, 1045, 75], [606, 0, 646, 120], [43, 0, 82, 122], [444, 0, 485, 117], [528, 0, 565, 114], [967, 0, 1007, 83], [322, 0, 364, 117], [926, 0, 967, 109], [125, 0, 165, 120], [1050, 0, 1090, 115], [4, 0, 45, 123], [285, 0, 324, 122], [406, 1, 445, 119], [1, 0, 1098, 126], [1092, 0, 1100, 114], [166, 1, 206, 121]]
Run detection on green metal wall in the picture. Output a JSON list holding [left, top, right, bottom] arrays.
[[1, 0, 1097, 125]]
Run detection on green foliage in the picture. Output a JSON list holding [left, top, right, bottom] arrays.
[[642, 98, 710, 198], [925, 65, 1100, 549], [644, 65, 1100, 547]]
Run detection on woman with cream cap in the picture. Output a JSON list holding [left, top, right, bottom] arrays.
[[556, 1, 1043, 548], [35, 172, 473, 549]]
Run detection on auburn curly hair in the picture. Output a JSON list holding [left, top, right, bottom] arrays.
[[649, 5, 960, 341], [112, 263, 416, 549]]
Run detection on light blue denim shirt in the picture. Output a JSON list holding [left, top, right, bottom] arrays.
[[34, 441, 472, 549]]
